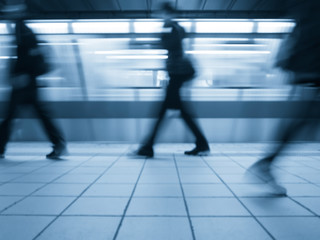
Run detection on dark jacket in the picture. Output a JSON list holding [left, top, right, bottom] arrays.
[[12, 20, 41, 90]]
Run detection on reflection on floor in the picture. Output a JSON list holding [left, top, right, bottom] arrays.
[[0, 142, 320, 240]]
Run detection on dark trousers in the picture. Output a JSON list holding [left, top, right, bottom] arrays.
[[144, 75, 208, 147], [0, 88, 64, 153]]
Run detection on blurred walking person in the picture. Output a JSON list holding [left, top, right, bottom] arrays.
[[136, 2, 210, 158], [0, 4, 66, 159], [246, 0, 320, 195]]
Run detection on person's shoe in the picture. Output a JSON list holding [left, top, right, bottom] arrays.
[[184, 145, 210, 156], [246, 157, 274, 182], [268, 182, 287, 196], [46, 144, 67, 159], [136, 146, 154, 158]]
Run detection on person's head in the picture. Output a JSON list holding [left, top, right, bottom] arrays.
[[159, 2, 176, 20]]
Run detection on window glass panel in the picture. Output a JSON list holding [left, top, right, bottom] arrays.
[[196, 21, 254, 33], [72, 21, 130, 33]]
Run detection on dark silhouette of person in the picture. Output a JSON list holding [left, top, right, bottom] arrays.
[[0, 17, 66, 159], [246, 0, 320, 195], [136, 2, 210, 158]]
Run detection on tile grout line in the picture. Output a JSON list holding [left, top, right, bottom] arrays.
[[1, 213, 317, 218], [173, 154, 196, 240], [0, 154, 99, 215], [199, 145, 320, 219], [0, 154, 51, 187], [0, 153, 42, 170], [276, 165, 320, 190], [112, 157, 147, 240], [219, 150, 320, 216], [200, 155, 276, 240], [0, 162, 53, 187], [32, 146, 132, 240], [2, 194, 320, 199], [261, 161, 320, 217], [274, 164, 320, 217], [286, 196, 319, 217]]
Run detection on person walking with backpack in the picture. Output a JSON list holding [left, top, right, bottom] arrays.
[[0, 15, 67, 159], [136, 2, 210, 158]]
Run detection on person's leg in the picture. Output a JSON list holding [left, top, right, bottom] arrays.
[[32, 98, 66, 158], [0, 93, 18, 157], [246, 86, 320, 195], [180, 102, 210, 155], [261, 86, 319, 164], [137, 101, 168, 157]]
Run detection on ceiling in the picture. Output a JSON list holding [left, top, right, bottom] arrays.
[[0, 0, 299, 19]]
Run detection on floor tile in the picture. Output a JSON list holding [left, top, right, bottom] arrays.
[[293, 197, 320, 215], [33, 183, 89, 196], [220, 174, 264, 184], [259, 217, 320, 240], [212, 166, 247, 175], [33, 167, 76, 175], [187, 198, 250, 216], [228, 184, 286, 197], [0, 196, 22, 212], [0, 183, 44, 196], [127, 198, 187, 216], [97, 174, 139, 183], [13, 174, 62, 183], [38, 216, 120, 240], [1, 166, 41, 174], [117, 217, 193, 240], [0, 216, 54, 240], [180, 174, 221, 184], [0, 174, 22, 182], [83, 184, 134, 197], [69, 167, 106, 175], [143, 161, 175, 168], [105, 167, 142, 175], [54, 174, 99, 184], [3, 196, 75, 215], [178, 167, 214, 175], [282, 184, 320, 197], [276, 174, 308, 183], [63, 197, 128, 215], [134, 184, 182, 197], [139, 174, 179, 184], [240, 198, 313, 216], [183, 184, 233, 197], [192, 217, 272, 240], [142, 167, 177, 175], [301, 174, 320, 183]]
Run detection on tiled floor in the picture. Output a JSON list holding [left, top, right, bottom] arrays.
[[0, 142, 320, 240]]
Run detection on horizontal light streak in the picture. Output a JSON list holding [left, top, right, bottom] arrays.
[[95, 50, 167, 55], [186, 50, 270, 55], [106, 55, 167, 59]]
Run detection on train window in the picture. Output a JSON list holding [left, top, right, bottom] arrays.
[[133, 21, 163, 33], [195, 21, 254, 33], [72, 21, 130, 33], [27, 22, 69, 34], [0, 23, 9, 34], [258, 21, 295, 33], [0, 19, 296, 101]]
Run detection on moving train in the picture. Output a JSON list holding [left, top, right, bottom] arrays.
[[2, 18, 318, 142]]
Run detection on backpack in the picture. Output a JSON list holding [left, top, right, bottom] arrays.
[[29, 42, 54, 76], [15, 21, 53, 77], [166, 56, 196, 81]]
